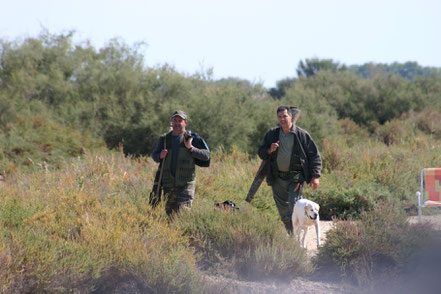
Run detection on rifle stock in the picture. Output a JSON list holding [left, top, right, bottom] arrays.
[[245, 159, 269, 202], [149, 161, 163, 206]]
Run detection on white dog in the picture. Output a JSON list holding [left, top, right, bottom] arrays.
[[292, 198, 320, 249]]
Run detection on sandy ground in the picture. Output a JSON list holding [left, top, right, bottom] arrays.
[[408, 213, 441, 229], [204, 213, 441, 294]]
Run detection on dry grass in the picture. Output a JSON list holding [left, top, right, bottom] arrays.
[[0, 151, 198, 293]]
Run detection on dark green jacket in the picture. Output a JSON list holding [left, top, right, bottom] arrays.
[[257, 125, 322, 185], [152, 131, 210, 187], [161, 140, 196, 188]]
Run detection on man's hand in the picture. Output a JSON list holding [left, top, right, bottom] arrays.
[[160, 149, 168, 159], [310, 178, 320, 191], [184, 136, 193, 150], [268, 141, 280, 154]]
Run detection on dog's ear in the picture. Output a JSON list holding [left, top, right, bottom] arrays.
[[223, 200, 237, 208], [304, 203, 311, 213]]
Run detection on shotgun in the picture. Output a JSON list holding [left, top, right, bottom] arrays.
[[245, 159, 269, 202], [149, 136, 166, 206]]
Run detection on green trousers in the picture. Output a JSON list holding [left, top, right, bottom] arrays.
[[271, 177, 303, 223]]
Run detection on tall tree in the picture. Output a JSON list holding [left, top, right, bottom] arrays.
[[349, 61, 441, 80], [296, 58, 347, 78], [268, 77, 296, 99]]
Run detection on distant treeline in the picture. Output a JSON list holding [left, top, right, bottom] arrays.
[[1, 31, 441, 172]]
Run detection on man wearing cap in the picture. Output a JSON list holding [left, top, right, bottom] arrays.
[[152, 110, 210, 215], [258, 106, 322, 234]]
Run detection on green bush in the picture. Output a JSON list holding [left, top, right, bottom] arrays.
[[280, 70, 440, 128], [309, 133, 441, 218], [0, 113, 104, 174], [308, 186, 379, 220]]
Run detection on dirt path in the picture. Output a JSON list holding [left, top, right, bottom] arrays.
[[408, 213, 441, 229], [303, 220, 335, 256], [203, 274, 356, 294]]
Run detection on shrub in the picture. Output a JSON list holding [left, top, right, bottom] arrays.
[[314, 201, 438, 286], [411, 109, 441, 139], [172, 203, 311, 280], [308, 134, 441, 218], [308, 186, 378, 220]]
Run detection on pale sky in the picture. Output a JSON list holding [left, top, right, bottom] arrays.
[[1, 0, 440, 88]]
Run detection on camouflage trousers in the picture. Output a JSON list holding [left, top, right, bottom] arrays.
[[271, 177, 303, 223], [163, 183, 196, 216]]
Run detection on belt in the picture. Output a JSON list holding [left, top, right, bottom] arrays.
[[278, 170, 305, 182], [278, 171, 291, 178]]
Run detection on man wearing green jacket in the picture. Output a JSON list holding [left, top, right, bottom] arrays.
[[152, 110, 210, 215], [258, 106, 322, 234]]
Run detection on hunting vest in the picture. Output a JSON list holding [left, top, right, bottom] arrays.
[[270, 129, 305, 182], [161, 133, 196, 188]]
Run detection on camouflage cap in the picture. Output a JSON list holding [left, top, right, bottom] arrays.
[[171, 110, 187, 120]]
